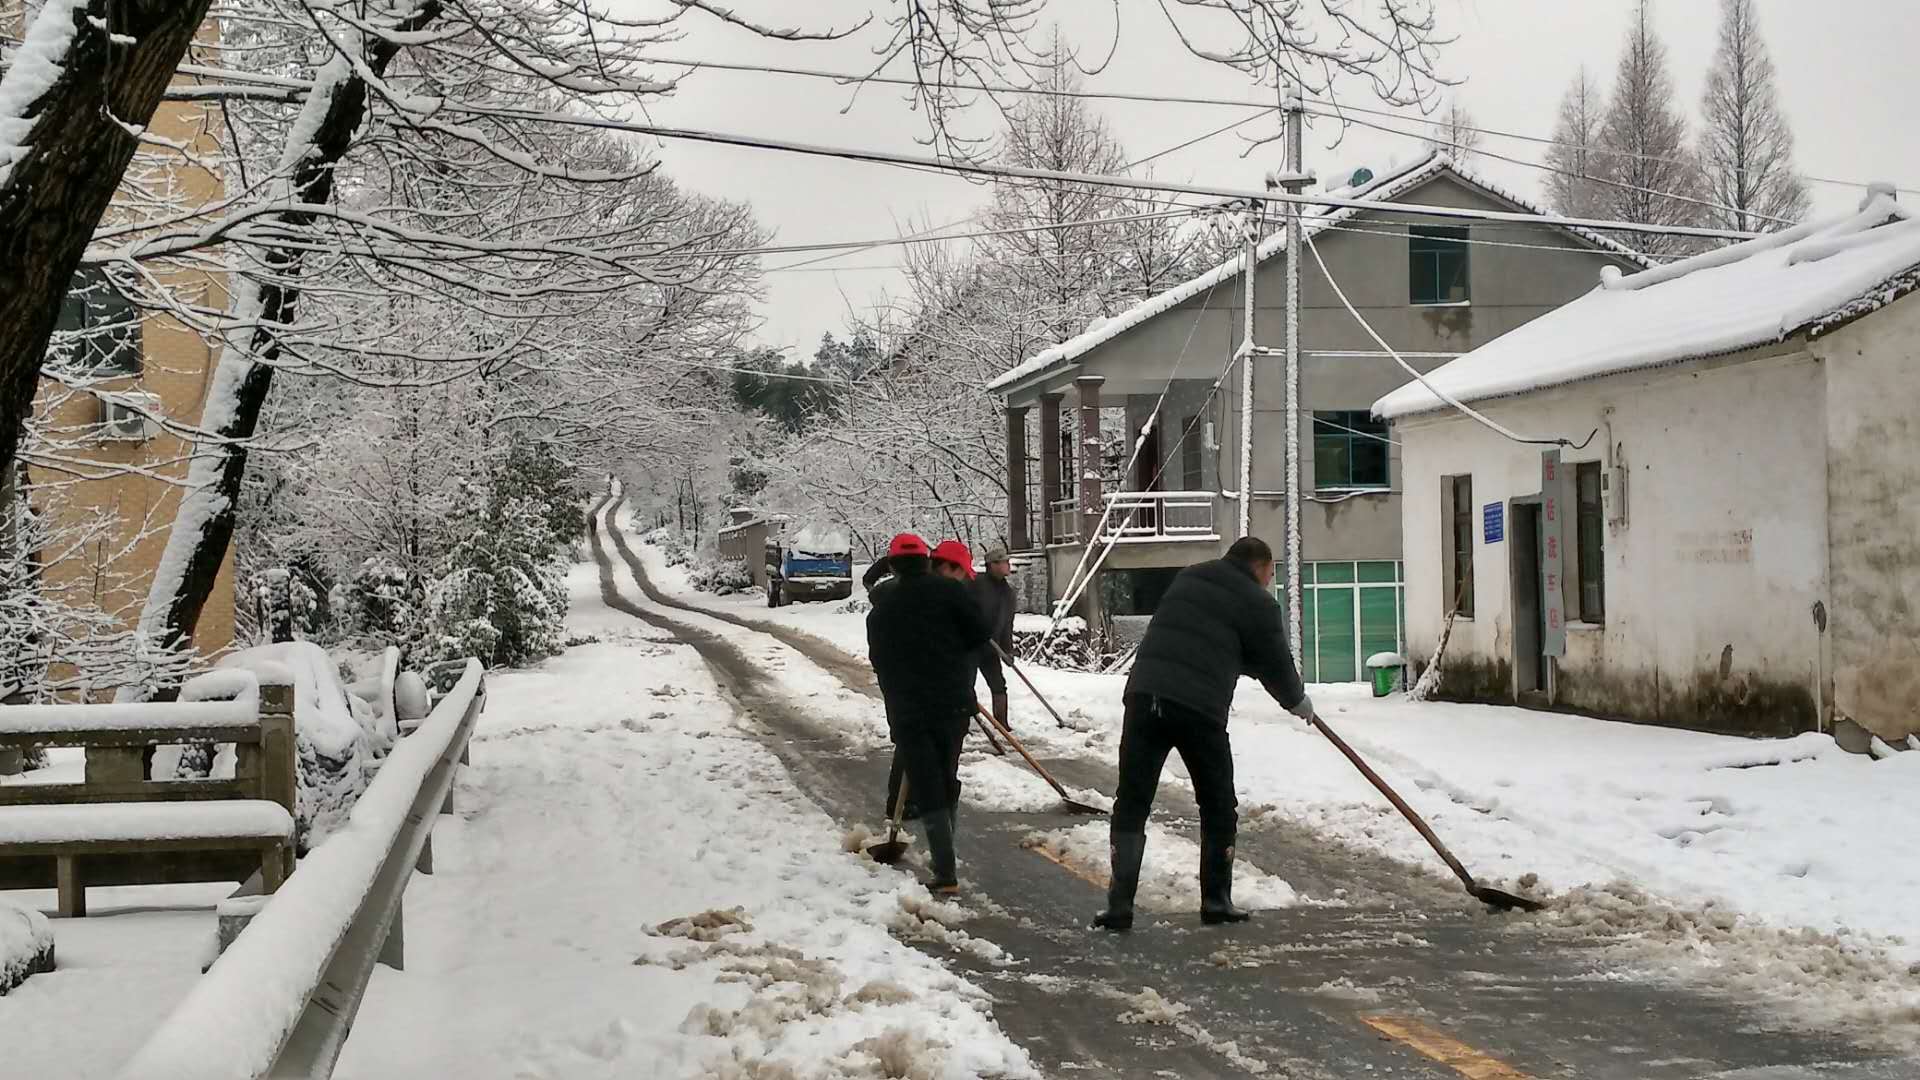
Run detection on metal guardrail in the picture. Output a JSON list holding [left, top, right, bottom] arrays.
[[117, 659, 486, 1080], [1104, 490, 1217, 539]]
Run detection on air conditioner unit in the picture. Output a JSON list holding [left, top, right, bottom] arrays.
[[96, 394, 157, 443]]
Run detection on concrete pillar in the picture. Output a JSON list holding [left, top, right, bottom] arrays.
[[1005, 405, 1030, 551], [1076, 375, 1106, 546], [1038, 393, 1064, 544]]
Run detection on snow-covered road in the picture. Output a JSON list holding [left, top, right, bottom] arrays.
[[333, 561, 1034, 1079]]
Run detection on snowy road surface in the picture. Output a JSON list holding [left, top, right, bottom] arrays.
[[332, 558, 1034, 1079], [588, 496, 1918, 1078]]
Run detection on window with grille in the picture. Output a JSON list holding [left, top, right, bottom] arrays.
[[1410, 226, 1470, 305], [1576, 461, 1605, 622], [1313, 411, 1390, 489], [53, 267, 142, 377], [1447, 474, 1474, 617]]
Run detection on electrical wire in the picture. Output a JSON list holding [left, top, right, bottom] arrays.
[[1303, 229, 1595, 451], [643, 54, 1918, 196]]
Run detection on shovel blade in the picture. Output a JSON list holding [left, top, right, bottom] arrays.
[[866, 839, 911, 865], [1063, 800, 1108, 816], [1471, 884, 1546, 912]]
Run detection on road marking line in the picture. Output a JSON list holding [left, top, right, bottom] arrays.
[[1361, 1015, 1535, 1079], [1026, 845, 1110, 889]]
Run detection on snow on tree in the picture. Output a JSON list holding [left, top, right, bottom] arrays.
[[1423, 99, 1482, 164], [1544, 67, 1609, 218], [1596, 1, 1708, 256], [1698, 0, 1810, 233]]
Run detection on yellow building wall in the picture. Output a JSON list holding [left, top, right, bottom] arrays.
[[27, 72, 237, 687]]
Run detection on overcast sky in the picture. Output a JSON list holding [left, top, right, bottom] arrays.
[[625, 1, 1919, 360]]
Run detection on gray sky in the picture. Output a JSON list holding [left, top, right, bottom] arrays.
[[630, 0, 1919, 359]]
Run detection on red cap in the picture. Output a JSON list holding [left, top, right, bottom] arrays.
[[887, 533, 930, 558], [931, 540, 975, 579]]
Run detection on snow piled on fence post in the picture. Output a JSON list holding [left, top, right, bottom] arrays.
[[0, 0, 86, 187], [114, 661, 482, 1080]]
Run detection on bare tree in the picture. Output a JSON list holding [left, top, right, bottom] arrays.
[[1423, 99, 1481, 163], [1699, 0, 1809, 232], [1544, 68, 1607, 217], [1596, 1, 1706, 255]]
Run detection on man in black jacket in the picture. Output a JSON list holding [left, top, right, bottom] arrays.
[[867, 533, 992, 894], [970, 543, 1017, 729], [1094, 536, 1313, 931]]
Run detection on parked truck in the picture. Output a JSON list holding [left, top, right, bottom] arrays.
[[764, 523, 854, 607]]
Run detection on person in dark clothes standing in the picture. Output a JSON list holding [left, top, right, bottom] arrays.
[[970, 543, 1017, 730], [867, 534, 992, 894], [1094, 536, 1313, 931], [881, 537, 975, 822]]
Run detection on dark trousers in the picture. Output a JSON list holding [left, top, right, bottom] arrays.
[[1111, 694, 1238, 838], [885, 710, 967, 819], [978, 649, 1007, 696]]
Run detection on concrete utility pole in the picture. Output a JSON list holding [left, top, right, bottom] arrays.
[[1237, 202, 1258, 539], [1282, 89, 1307, 669]]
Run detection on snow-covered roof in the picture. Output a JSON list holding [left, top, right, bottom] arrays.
[[987, 151, 1645, 395], [1375, 192, 1920, 420]]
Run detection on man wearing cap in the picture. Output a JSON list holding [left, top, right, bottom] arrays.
[[867, 533, 991, 894], [969, 542, 1018, 731]]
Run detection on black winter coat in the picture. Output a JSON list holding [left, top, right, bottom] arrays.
[[1124, 558, 1305, 723], [867, 571, 992, 725], [969, 574, 1016, 655]]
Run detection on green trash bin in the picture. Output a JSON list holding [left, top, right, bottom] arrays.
[[1366, 652, 1406, 697]]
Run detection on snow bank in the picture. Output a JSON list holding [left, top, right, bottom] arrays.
[[116, 662, 484, 1080], [957, 756, 1111, 814], [0, 900, 53, 995]]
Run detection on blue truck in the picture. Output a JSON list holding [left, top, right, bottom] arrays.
[[764, 524, 853, 607]]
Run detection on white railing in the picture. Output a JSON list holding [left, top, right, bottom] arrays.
[[119, 659, 486, 1080], [1102, 490, 1217, 541]]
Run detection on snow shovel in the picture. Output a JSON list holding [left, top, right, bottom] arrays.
[[971, 715, 1007, 756], [992, 642, 1072, 730], [1308, 713, 1544, 913], [867, 776, 912, 865], [974, 700, 1107, 816]]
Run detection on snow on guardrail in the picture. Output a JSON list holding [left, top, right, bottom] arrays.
[[0, 671, 261, 735], [116, 659, 484, 1080]]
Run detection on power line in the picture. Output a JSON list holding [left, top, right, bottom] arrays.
[[1305, 104, 1797, 229], [443, 104, 1763, 242], [647, 54, 1916, 196]]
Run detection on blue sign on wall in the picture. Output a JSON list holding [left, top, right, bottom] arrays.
[[1483, 502, 1504, 545]]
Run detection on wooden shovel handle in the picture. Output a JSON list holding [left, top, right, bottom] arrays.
[[885, 775, 910, 842], [992, 642, 1072, 730], [974, 700, 1074, 801], [1309, 714, 1479, 893]]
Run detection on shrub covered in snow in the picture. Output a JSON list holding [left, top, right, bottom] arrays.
[[338, 558, 421, 648], [1012, 615, 1116, 672], [646, 527, 694, 568], [218, 642, 385, 851], [687, 555, 754, 596], [0, 900, 53, 996], [251, 567, 318, 643]]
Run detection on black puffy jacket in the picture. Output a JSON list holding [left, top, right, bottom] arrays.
[[1124, 558, 1305, 723], [867, 570, 992, 725]]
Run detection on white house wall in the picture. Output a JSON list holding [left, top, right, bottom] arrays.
[[1814, 289, 1920, 741], [1398, 349, 1828, 736]]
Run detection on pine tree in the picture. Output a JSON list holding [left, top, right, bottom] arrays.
[[1597, 1, 1706, 255], [1544, 68, 1608, 218], [1699, 0, 1810, 232]]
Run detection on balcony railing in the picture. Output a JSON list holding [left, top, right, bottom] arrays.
[[1047, 490, 1217, 546]]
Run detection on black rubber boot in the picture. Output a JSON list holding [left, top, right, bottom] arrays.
[[1199, 832, 1251, 925], [923, 804, 959, 895], [1093, 832, 1146, 931]]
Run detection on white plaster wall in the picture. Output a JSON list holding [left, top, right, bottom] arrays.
[[1814, 289, 1920, 740], [1397, 349, 1829, 734]]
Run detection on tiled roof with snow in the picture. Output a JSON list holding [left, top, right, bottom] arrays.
[[986, 151, 1644, 395], [1374, 193, 1920, 420]]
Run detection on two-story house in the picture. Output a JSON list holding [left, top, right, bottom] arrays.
[[987, 152, 1644, 682]]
